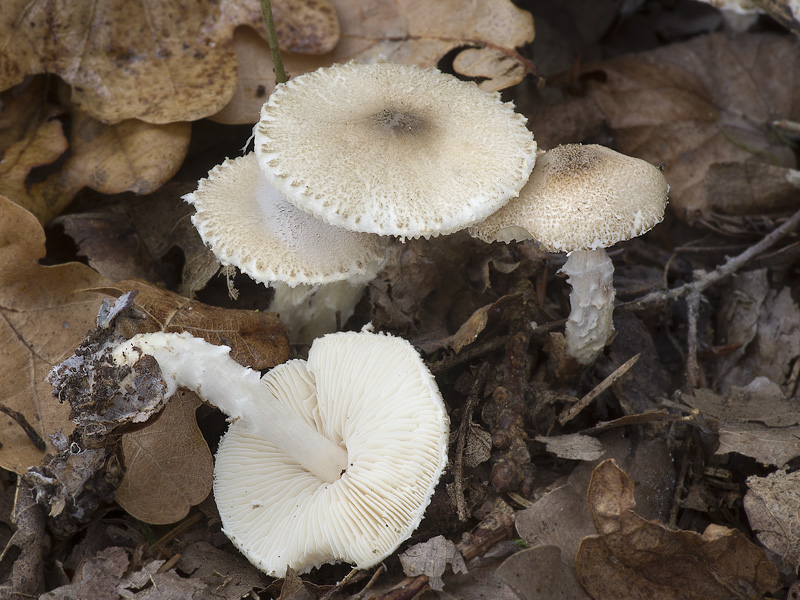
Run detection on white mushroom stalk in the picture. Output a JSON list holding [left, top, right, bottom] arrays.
[[113, 330, 449, 577], [112, 332, 348, 483], [560, 249, 616, 365], [471, 144, 668, 364]]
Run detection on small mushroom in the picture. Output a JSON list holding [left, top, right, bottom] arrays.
[[184, 153, 387, 344], [112, 330, 448, 577], [255, 61, 537, 239], [471, 144, 668, 364]]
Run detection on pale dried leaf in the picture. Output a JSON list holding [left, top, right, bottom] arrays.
[[115, 391, 213, 524], [0, 195, 109, 473], [534, 433, 605, 461], [0, 0, 340, 124], [745, 470, 800, 573], [400, 535, 468, 591], [717, 421, 800, 467], [177, 541, 269, 599]]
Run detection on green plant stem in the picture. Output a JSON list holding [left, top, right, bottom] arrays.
[[259, 0, 287, 84]]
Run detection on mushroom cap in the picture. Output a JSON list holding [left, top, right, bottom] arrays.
[[254, 61, 537, 239], [184, 153, 387, 286], [470, 144, 669, 253], [213, 331, 449, 577]]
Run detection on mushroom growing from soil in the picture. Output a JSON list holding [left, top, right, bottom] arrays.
[[184, 153, 387, 344], [471, 144, 669, 364], [255, 61, 537, 239], [112, 330, 448, 577]]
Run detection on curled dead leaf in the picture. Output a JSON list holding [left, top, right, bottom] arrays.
[[576, 460, 781, 599], [744, 470, 800, 574], [213, 0, 536, 123]]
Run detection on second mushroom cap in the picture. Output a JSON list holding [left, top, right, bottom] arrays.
[[255, 62, 537, 239]]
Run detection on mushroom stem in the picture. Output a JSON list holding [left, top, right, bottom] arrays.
[[112, 332, 348, 483], [560, 249, 616, 364]]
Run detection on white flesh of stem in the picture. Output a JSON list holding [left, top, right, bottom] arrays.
[[112, 332, 347, 483]]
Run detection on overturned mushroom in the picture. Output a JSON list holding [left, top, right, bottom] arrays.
[[471, 144, 668, 364], [255, 61, 537, 239], [184, 153, 387, 344], [112, 330, 448, 577]]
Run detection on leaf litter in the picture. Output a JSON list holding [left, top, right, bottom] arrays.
[[2, 1, 800, 598]]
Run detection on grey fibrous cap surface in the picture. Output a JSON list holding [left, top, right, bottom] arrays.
[[213, 331, 449, 577], [183, 152, 387, 286], [471, 144, 669, 252], [255, 61, 537, 239]]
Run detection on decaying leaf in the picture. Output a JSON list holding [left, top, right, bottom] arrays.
[[97, 280, 289, 369], [715, 269, 800, 393], [0, 480, 46, 598], [176, 541, 269, 600], [0, 0, 340, 124], [400, 535, 468, 591], [576, 460, 781, 600], [0, 195, 109, 473], [744, 470, 800, 574], [40, 546, 129, 600], [683, 382, 800, 467], [0, 80, 191, 224], [534, 33, 800, 222], [115, 391, 213, 525], [214, 0, 536, 123]]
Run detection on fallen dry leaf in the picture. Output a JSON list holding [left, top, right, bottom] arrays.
[[213, 0, 535, 123], [576, 460, 781, 600], [177, 541, 269, 599], [683, 383, 800, 467], [115, 391, 213, 525], [0, 79, 191, 224], [0, 0, 340, 124], [41, 546, 129, 600], [0, 481, 46, 598], [744, 470, 800, 574], [98, 280, 289, 369], [0, 195, 109, 473]]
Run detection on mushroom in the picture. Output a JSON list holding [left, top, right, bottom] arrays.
[[471, 144, 668, 364], [254, 61, 537, 239], [112, 330, 448, 577], [184, 153, 387, 344]]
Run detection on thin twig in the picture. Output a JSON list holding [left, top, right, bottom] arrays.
[[620, 206, 800, 312], [453, 363, 490, 522], [258, 0, 287, 84], [0, 404, 46, 451], [685, 288, 701, 390], [557, 353, 640, 425]]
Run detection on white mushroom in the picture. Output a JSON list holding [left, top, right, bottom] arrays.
[[184, 153, 387, 344], [255, 61, 537, 239], [112, 330, 448, 577], [471, 144, 668, 364]]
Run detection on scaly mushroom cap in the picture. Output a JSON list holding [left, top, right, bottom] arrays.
[[213, 331, 449, 577], [184, 153, 387, 286], [255, 62, 537, 239], [471, 144, 668, 252]]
